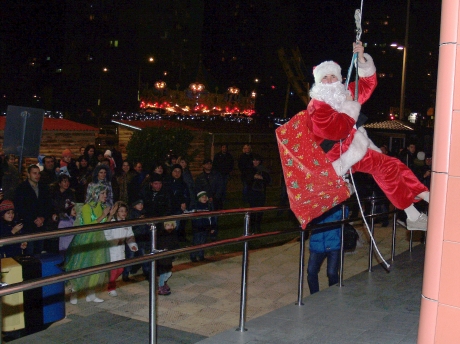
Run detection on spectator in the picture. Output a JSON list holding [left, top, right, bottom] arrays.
[[65, 184, 117, 304], [40, 155, 58, 187], [307, 205, 347, 295], [128, 161, 147, 205], [213, 144, 234, 206], [85, 164, 114, 206], [238, 144, 254, 203], [0, 151, 6, 189], [84, 145, 98, 171], [58, 201, 77, 255], [123, 199, 150, 281], [157, 221, 178, 295], [1, 154, 20, 201], [51, 174, 76, 216], [47, 173, 76, 253], [418, 153, 432, 190], [398, 142, 417, 173], [149, 161, 169, 192], [110, 146, 123, 174], [104, 201, 138, 297], [14, 164, 54, 255], [140, 173, 171, 218], [116, 160, 136, 204], [167, 164, 190, 241], [0, 200, 27, 258], [246, 154, 271, 232], [74, 156, 92, 203], [59, 149, 78, 185], [194, 158, 224, 241], [104, 150, 116, 174], [178, 157, 196, 210], [190, 191, 216, 262]]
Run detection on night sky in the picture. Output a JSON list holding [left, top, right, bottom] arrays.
[[0, 0, 442, 120], [202, 0, 442, 119]]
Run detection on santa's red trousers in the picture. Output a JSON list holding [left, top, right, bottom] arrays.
[[332, 149, 428, 210]]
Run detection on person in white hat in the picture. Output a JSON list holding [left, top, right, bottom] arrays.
[[305, 41, 430, 231]]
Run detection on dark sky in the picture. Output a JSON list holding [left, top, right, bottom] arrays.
[[202, 0, 442, 118], [0, 0, 442, 119]]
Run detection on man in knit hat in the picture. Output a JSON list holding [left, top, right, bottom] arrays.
[[304, 41, 429, 231]]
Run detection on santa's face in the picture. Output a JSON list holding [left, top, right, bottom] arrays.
[[321, 74, 339, 84]]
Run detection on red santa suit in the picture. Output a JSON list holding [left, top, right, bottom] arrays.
[[307, 53, 428, 210]]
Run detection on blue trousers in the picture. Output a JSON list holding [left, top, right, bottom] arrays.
[[307, 250, 340, 294], [190, 231, 207, 260]]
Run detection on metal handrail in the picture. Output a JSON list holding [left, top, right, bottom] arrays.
[[0, 196, 397, 343]]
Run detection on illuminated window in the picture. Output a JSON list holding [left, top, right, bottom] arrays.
[[110, 40, 119, 48], [89, 14, 95, 21]]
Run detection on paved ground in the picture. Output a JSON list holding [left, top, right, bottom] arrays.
[[6, 221, 422, 343]]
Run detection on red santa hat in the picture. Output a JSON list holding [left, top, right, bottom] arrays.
[[313, 61, 342, 84]]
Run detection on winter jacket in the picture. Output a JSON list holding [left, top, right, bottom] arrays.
[[309, 206, 348, 253], [194, 170, 224, 201]]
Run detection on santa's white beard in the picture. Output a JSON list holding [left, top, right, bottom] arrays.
[[310, 81, 351, 112]]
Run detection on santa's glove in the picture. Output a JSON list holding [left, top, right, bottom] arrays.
[[357, 126, 381, 153], [332, 130, 370, 176]]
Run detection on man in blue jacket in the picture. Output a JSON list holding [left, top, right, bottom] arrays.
[[307, 205, 347, 294]]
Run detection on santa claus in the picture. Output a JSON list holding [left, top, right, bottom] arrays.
[[306, 41, 429, 231]]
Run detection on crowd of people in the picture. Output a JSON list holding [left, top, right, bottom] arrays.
[[0, 142, 273, 302]]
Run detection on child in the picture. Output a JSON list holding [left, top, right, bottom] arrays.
[[190, 191, 216, 262], [0, 200, 27, 257], [122, 199, 150, 281], [58, 201, 77, 255], [104, 201, 138, 297], [157, 221, 178, 295]]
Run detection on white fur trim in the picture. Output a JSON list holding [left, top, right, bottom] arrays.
[[357, 126, 381, 153], [357, 53, 376, 78], [313, 61, 342, 84], [332, 130, 370, 176], [340, 100, 361, 122]]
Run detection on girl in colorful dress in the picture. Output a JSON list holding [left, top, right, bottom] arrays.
[[65, 184, 117, 304]]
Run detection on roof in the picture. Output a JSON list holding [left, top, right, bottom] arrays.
[[112, 119, 199, 131], [363, 120, 415, 131], [0, 117, 98, 131]]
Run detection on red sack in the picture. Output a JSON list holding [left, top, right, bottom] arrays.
[[276, 110, 350, 229]]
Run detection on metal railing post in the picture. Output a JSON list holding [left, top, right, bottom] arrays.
[[149, 223, 157, 344], [295, 228, 306, 306], [409, 230, 413, 252], [237, 212, 250, 332], [391, 212, 397, 261], [339, 203, 346, 287], [368, 196, 376, 272]]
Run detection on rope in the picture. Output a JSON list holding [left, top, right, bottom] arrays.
[[349, 172, 391, 270], [345, 0, 392, 270]]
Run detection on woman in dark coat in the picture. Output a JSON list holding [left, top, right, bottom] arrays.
[[246, 154, 271, 232]]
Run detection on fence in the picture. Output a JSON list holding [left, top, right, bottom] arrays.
[[0, 196, 403, 344]]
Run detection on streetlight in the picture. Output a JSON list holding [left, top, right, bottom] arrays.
[[98, 67, 109, 107], [189, 82, 205, 109], [390, 42, 407, 119], [390, 0, 410, 119], [227, 86, 240, 105], [155, 80, 167, 113], [138, 56, 155, 101], [251, 90, 257, 110]]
